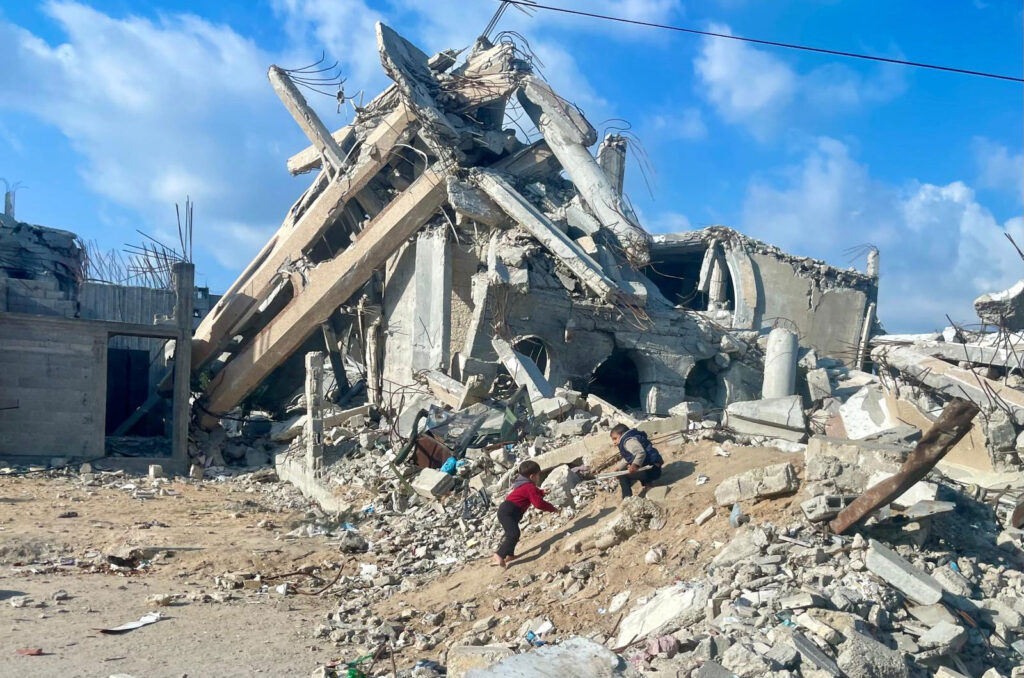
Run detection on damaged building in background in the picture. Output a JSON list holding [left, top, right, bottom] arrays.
[[189, 22, 879, 445], [0, 196, 215, 467]]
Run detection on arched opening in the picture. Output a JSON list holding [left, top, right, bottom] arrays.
[[588, 348, 641, 411], [512, 336, 549, 378], [684, 358, 718, 406]]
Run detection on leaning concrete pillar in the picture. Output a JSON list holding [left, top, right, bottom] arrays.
[[304, 351, 325, 472], [517, 77, 650, 264], [708, 253, 728, 310], [596, 134, 627, 196], [762, 328, 798, 399]]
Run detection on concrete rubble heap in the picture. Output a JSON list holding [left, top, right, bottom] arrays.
[[6, 17, 1023, 678]]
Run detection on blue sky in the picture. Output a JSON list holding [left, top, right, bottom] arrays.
[[0, 0, 1021, 332]]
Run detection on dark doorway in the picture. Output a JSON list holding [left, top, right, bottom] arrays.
[[644, 249, 735, 311], [513, 336, 549, 377], [684, 358, 718, 405], [588, 349, 641, 410], [105, 347, 164, 436]]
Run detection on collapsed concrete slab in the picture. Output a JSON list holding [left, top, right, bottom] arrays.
[[724, 395, 807, 442], [465, 636, 641, 677], [975, 279, 1024, 329]]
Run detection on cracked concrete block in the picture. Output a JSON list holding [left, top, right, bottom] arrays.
[[541, 464, 580, 508], [411, 468, 456, 499], [864, 539, 943, 605], [724, 395, 807, 442], [865, 471, 938, 509], [806, 368, 833, 401], [975, 279, 1024, 330], [804, 436, 909, 494], [839, 385, 900, 440], [714, 462, 799, 506]]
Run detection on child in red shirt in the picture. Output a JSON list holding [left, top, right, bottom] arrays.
[[493, 460, 559, 568]]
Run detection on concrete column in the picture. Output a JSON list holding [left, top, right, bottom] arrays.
[[596, 134, 627, 196], [170, 262, 195, 471], [304, 351, 325, 472], [4, 191, 13, 219], [762, 328, 798, 399], [708, 253, 728, 310], [866, 248, 880, 278], [411, 229, 452, 372], [855, 302, 877, 371]]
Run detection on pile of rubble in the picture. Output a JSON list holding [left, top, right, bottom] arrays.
[[160, 16, 1024, 678]]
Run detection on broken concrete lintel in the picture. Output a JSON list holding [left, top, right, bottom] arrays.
[[269, 65, 348, 174], [200, 168, 448, 427], [271, 404, 374, 442], [446, 176, 506, 227], [191, 103, 416, 371], [873, 345, 1024, 423], [491, 335, 555, 402], [912, 341, 1022, 369], [473, 171, 623, 303]]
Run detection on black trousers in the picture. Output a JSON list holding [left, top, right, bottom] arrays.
[[619, 465, 662, 498], [496, 501, 524, 558]]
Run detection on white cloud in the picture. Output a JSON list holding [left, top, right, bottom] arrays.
[[647, 107, 707, 141], [644, 211, 693, 233], [693, 24, 797, 137], [694, 24, 905, 138], [973, 136, 1023, 201], [0, 1, 303, 279], [741, 137, 1024, 331]]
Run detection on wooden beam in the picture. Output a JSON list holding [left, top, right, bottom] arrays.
[[200, 168, 447, 425], [191, 103, 415, 371], [473, 170, 623, 303], [269, 66, 348, 173]]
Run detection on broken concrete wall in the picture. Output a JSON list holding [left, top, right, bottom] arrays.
[[0, 314, 107, 458]]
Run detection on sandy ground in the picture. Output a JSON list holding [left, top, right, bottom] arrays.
[[0, 439, 803, 677]]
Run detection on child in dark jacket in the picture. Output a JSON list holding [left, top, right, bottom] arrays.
[[493, 460, 559, 568]]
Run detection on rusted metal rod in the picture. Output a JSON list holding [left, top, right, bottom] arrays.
[[829, 397, 980, 534]]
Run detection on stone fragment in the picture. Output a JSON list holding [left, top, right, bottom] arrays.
[[789, 630, 842, 677], [711, 527, 767, 568], [714, 463, 798, 506], [919, 621, 967, 653], [540, 465, 579, 508], [974, 279, 1024, 330], [614, 583, 708, 648], [725, 396, 807, 442], [864, 539, 943, 606], [806, 368, 833, 401], [720, 642, 773, 677], [838, 386, 900, 440], [552, 417, 596, 438], [800, 495, 854, 522], [836, 630, 909, 678], [464, 636, 639, 677], [804, 436, 908, 494], [695, 661, 736, 678], [594, 497, 664, 550], [411, 468, 456, 499], [448, 644, 515, 678], [695, 506, 715, 526]]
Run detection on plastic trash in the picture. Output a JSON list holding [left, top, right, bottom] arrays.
[[440, 457, 458, 474], [729, 503, 749, 528]]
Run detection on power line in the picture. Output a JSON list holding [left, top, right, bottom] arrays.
[[496, 0, 1024, 84]]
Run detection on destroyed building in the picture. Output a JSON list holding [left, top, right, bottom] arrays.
[[189, 23, 879, 440], [0, 200, 213, 466]]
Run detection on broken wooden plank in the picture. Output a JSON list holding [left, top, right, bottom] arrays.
[[269, 65, 348, 173], [830, 397, 979, 534], [191, 103, 415, 371], [200, 168, 447, 426], [473, 170, 622, 303]]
